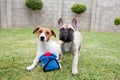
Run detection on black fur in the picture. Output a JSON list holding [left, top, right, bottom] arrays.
[[59, 28, 74, 42]]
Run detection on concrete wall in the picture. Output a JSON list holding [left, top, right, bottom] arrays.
[[0, 0, 120, 32]]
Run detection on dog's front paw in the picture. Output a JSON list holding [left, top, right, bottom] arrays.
[[72, 68, 78, 75], [26, 65, 35, 71]]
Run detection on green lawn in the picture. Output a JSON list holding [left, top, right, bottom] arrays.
[[0, 28, 120, 80]]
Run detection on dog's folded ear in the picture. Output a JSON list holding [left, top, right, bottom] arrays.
[[33, 27, 40, 34], [58, 18, 63, 28], [51, 30, 56, 38], [72, 18, 77, 29]]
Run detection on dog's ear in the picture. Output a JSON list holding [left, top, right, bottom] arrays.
[[72, 18, 77, 29], [33, 27, 40, 34], [51, 30, 56, 38], [58, 18, 63, 28]]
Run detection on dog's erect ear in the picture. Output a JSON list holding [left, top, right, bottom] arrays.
[[58, 18, 63, 28], [51, 30, 56, 38], [72, 18, 77, 29], [33, 27, 40, 34]]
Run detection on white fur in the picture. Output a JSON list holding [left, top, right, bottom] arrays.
[[39, 33, 46, 41], [26, 38, 62, 71]]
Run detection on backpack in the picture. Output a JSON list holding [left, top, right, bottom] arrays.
[[39, 52, 60, 72]]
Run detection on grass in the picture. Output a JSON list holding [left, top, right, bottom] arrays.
[[0, 28, 120, 80]]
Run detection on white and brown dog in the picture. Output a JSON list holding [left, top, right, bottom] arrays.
[[26, 27, 62, 71], [58, 18, 82, 75]]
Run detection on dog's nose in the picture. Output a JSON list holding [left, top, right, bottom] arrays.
[[40, 36, 45, 41]]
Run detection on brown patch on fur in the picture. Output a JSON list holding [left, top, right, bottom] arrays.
[[33, 27, 56, 41], [33, 27, 40, 34], [51, 30, 56, 37]]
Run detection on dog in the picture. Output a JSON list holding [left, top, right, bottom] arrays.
[[58, 18, 82, 75], [26, 27, 62, 71]]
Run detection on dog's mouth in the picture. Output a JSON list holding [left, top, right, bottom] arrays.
[[59, 35, 73, 42]]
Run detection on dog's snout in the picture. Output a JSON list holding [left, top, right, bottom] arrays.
[[40, 36, 45, 41]]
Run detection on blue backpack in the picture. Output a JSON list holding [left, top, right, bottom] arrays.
[[39, 52, 60, 72]]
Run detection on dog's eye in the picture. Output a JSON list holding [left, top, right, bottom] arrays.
[[39, 30, 42, 33], [68, 28, 74, 32], [60, 28, 64, 32], [46, 31, 49, 35]]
